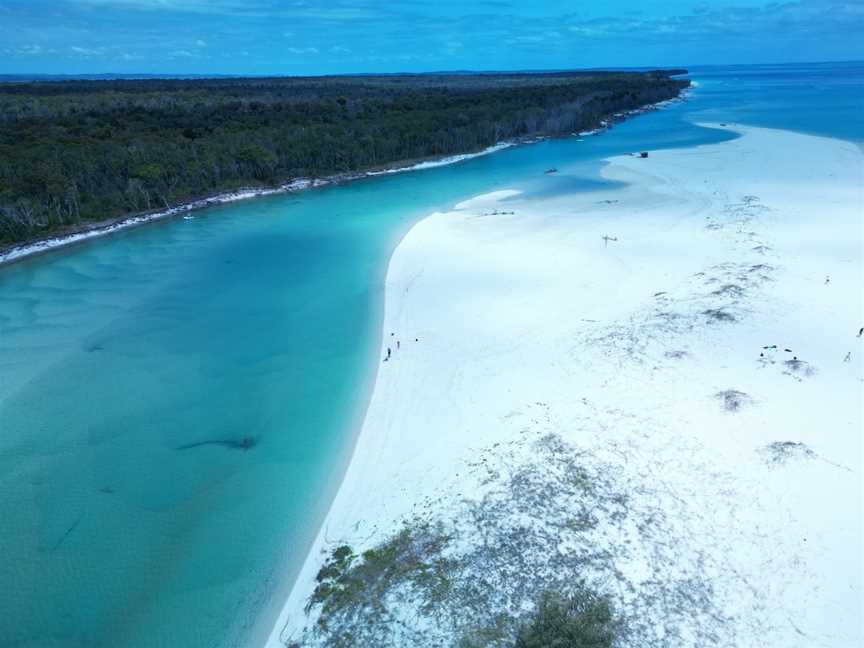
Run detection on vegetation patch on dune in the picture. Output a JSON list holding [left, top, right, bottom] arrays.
[[286, 432, 764, 648]]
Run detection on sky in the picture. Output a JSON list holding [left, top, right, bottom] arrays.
[[1, 0, 862, 75]]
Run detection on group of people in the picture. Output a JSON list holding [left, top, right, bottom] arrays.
[[383, 332, 418, 362], [758, 327, 862, 365]]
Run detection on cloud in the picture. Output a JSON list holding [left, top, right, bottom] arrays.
[[4, 44, 52, 56], [70, 0, 257, 14], [560, 1, 864, 42], [65, 0, 399, 20], [70, 45, 107, 55], [4, 0, 863, 73]]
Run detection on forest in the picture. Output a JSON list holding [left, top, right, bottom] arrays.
[[0, 71, 688, 246]]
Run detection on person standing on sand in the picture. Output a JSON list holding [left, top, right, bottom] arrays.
[[397, 340, 400, 350], [386, 347, 391, 361], [858, 327, 863, 337]]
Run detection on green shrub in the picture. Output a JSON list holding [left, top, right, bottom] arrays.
[[514, 589, 619, 648]]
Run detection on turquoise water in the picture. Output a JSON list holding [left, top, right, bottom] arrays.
[[0, 63, 860, 648], [687, 61, 864, 143]]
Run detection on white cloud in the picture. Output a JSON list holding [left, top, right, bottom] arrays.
[[70, 45, 107, 56], [4, 44, 59, 56]]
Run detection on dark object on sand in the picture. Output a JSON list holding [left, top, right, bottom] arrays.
[[784, 348, 793, 353], [858, 327, 863, 337], [177, 436, 257, 451], [545, 168, 558, 174], [639, 151, 649, 158]]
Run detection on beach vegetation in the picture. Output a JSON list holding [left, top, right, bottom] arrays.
[[702, 308, 737, 323], [714, 389, 752, 412], [295, 432, 730, 648], [308, 521, 456, 639], [513, 589, 619, 648]]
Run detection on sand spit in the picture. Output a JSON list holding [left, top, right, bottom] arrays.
[[268, 124, 863, 647]]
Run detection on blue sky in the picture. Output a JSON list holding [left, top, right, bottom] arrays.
[[1, 0, 862, 75]]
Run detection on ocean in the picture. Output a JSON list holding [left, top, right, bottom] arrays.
[[0, 61, 860, 648]]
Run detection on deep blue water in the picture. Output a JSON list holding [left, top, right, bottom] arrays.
[[0, 62, 860, 648]]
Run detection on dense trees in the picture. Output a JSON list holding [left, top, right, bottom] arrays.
[[0, 71, 688, 246]]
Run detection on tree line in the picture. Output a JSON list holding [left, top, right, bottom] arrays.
[[0, 71, 689, 246]]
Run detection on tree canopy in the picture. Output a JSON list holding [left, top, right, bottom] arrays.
[[0, 71, 688, 246]]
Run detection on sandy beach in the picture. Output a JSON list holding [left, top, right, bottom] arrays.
[[267, 123, 863, 646]]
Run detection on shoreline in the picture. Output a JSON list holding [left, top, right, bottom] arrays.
[[260, 88, 697, 647], [267, 123, 862, 646], [0, 146, 507, 268], [243, 191, 425, 648], [0, 88, 690, 269]]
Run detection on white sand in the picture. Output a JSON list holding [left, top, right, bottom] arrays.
[[266, 124, 863, 646]]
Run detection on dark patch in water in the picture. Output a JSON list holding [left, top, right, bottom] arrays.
[[51, 515, 83, 551], [176, 436, 258, 451]]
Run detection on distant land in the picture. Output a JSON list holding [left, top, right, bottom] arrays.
[[0, 70, 688, 251], [0, 69, 689, 83], [0, 73, 239, 83]]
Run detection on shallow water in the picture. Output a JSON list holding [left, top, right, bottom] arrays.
[[0, 62, 860, 648]]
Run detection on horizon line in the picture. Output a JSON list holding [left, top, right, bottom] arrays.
[[1, 59, 862, 81]]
